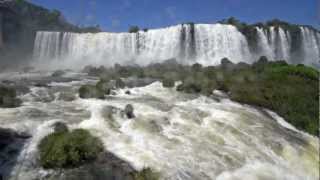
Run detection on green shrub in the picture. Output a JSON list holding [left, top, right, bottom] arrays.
[[227, 62, 319, 135], [162, 78, 175, 88], [38, 129, 104, 169], [96, 79, 112, 95], [115, 78, 125, 89], [129, 26, 140, 33], [131, 168, 160, 180], [79, 85, 105, 99]]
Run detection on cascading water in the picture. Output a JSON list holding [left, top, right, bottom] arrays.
[[32, 24, 252, 68], [255, 26, 291, 61], [0, 72, 318, 180], [33, 24, 320, 68], [300, 27, 320, 66]]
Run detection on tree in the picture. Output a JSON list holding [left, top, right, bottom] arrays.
[[129, 26, 139, 33]]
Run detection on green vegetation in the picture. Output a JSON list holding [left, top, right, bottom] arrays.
[[0, 86, 21, 108], [218, 17, 318, 55], [81, 59, 319, 135], [162, 77, 175, 88], [38, 129, 104, 169], [79, 85, 105, 99], [129, 26, 140, 33], [227, 62, 319, 135], [131, 168, 160, 180]]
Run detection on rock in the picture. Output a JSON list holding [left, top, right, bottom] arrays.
[[0, 86, 21, 108], [0, 128, 31, 178], [34, 82, 49, 88], [38, 129, 104, 169], [162, 78, 175, 88], [116, 78, 125, 89], [51, 70, 66, 77], [52, 122, 69, 133], [124, 104, 135, 119], [221, 57, 234, 71], [0, 127, 30, 150], [96, 79, 112, 95], [79, 85, 105, 99], [125, 90, 131, 95], [58, 92, 76, 101], [46, 152, 137, 180]]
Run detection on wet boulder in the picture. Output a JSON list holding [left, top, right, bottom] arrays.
[[162, 78, 175, 88], [0, 128, 31, 178], [220, 57, 235, 71], [51, 70, 66, 77], [115, 78, 125, 89], [124, 104, 135, 119], [125, 90, 131, 95], [79, 85, 105, 99], [58, 91, 76, 101], [45, 153, 158, 180]]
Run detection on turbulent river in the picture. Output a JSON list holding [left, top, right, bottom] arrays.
[[0, 71, 319, 180]]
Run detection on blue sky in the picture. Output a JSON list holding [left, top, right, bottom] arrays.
[[29, 0, 319, 32]]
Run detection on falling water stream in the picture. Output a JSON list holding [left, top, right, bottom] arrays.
[[32, 24, 320, 69]]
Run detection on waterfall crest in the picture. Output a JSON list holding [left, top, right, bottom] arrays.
[[33, 24, 320, 68]]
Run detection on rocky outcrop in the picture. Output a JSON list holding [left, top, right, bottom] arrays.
[[0, 127, 31, 178], [0, 0, 101, 68]]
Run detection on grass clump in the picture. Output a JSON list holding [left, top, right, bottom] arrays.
[[38, 129, 104, 169]]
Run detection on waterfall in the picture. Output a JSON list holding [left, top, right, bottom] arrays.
[[255, 27, 274, 60], [33, 24, 320, 69], [300, 27, 320, 66], [255, 27, 291, 61], [194, 24, 252, 65]]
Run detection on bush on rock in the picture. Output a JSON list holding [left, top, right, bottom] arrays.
[[79, 85, 105, 99], [38, 129, 104, 169]]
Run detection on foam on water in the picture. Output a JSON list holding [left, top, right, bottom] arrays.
[[1, 77, 319, 180]]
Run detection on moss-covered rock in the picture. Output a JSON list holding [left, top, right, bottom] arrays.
[[115, 78, 125, 89], [51, 70, 66, 77], [38, 129, 104, 169], [162, 78, 175, 88], [124, 104, 135, 119], [96, 79, 112, 95], [0, 86, 22, 108], [79, 85, 105, 99]]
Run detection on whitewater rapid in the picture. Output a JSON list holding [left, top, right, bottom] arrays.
[[33, 24, 320, 69], [0, 72, 318, 180]]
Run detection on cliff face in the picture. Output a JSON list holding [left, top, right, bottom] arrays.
[[0, 0, 99, 68]]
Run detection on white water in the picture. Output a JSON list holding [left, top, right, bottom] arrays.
[[0, 72, 319, 180], [300, 27, 320, 65], [33, 24, 320, 69], [255, 27, 291, 61]]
